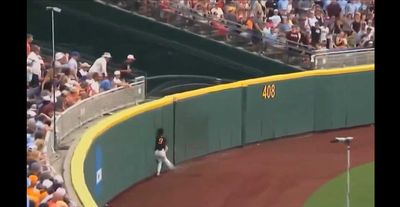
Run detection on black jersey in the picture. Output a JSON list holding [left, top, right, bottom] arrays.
[[155, 136, 167, 150]]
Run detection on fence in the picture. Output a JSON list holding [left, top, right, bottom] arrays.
[[311, 48, 375, 69], [44, 76, 146, 158]]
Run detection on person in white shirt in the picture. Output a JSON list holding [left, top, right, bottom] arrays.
[[269, 9, 282, 28], [78, 62, 91, 81], [27, 45, 42, 88], [54, 52, 70, 74], [113, 70, 130, 87], [319, 24, 330, 44], [68, 51, 80, 80], [89, 52, 112, 78], [305, 11, 318, 28], [86, 72, 102, 96], [210, 4, 224, 19]]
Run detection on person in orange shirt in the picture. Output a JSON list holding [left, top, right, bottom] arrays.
[[27, 175, 41, 206]]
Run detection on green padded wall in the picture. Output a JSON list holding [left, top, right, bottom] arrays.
[[174, 89, 243, 163]]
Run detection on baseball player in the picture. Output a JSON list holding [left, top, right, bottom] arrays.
[[154, 128, 175, 176]]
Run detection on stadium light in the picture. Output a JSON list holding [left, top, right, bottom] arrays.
[[46, 6, 61, 150], [330, 137, 354, 207]]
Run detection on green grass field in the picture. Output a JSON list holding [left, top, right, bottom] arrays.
[[304, 162, 374, 207]]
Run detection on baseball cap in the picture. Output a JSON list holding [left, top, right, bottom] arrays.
[[102, 52, 112, 58], [55, 52, 65, 61], [70, 51, 80, 57], [114, 70, 121, 75], [42, 179, 54, 189], [53, 174, 64, 184], [55, 187, 67, 197], [127, 54, 135, 60]]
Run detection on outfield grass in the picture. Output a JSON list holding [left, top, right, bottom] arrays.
[[304, 162, 374, 207]]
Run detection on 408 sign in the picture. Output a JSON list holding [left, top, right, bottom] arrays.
[[262, 84, 276, 99]]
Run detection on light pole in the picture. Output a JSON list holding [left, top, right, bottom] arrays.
[[330, 136, 354, 207], [46, 6, 61, 150]]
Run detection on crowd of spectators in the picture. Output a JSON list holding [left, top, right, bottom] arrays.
[[108, 0, 375, 50], [27, 33, 136, 207]]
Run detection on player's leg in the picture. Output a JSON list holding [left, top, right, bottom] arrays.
[[155, 150, 163, 176], [163, 157, 175, 170], [156, 160, 163, 176], [159, 149, 175, 170]]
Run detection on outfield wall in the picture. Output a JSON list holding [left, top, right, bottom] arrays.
[[71, 65, 374, 206]]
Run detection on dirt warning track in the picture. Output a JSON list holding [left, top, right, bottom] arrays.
[[109, 125, 374, 207]]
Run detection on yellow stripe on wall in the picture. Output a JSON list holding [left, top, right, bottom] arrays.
[[71, 64, 374, 206]]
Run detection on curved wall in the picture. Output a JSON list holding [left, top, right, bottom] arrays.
[[71, 65, 374, 206]]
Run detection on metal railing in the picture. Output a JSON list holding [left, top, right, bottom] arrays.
[[44, 76, 146, 157], [97, 0, 374, 69], [310, 48, 375, 69]]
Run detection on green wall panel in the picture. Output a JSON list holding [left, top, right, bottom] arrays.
[[313, 75, 348, 131], [174, 89, 243, 163], [84, 105, 173, 206], [244, 78, 315, 143], [344, 71, 375, 126]]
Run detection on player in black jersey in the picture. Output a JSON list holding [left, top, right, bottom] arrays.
[[154, 128, 175, 176]]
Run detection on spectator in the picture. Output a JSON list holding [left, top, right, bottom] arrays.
[[305, 10, 318, 28], [342, 13, 353, 35], [210, 3, 224, 19], [366, 18, 374, 33], [351, 12, 362, 33], [315, 8, 324, 26], [322, 0, 331, 10], [67, 51, 80, 80], [41, 68, 54, 92], [27, 45, 42, 88], [346, 30, 356, 47], [352, 0, 362, 12], [64, 87, 81, 108], [79, 82, 90, 100], [268, 9, 282, 28], [286, 25, 301, 46], [54, 52, 70, 74], [252, 11, 265, 52], [334, 31, 348, 48], [345, 0, 356, 16], [27, 33, 33, 56], [333, 18, 343, 34], [100, 74, 114, 92], [113, 70, 129, 87], [38, 95, 55, 118], [310, 22, 322, 47], [277, 0, 289, 12], [314, 0, 324, 8], [278, 16, 291, 33], [337, 0, 348, 14], [326, 0, 341, 18], [359, 27, 373, 47], [43, 187, 66, 206], [252, 0, 264, 18], [78, 62, 91, 81], [86, 72, 102, 96], [89, 52, 112, 78], [119, 54, 137, 81]]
